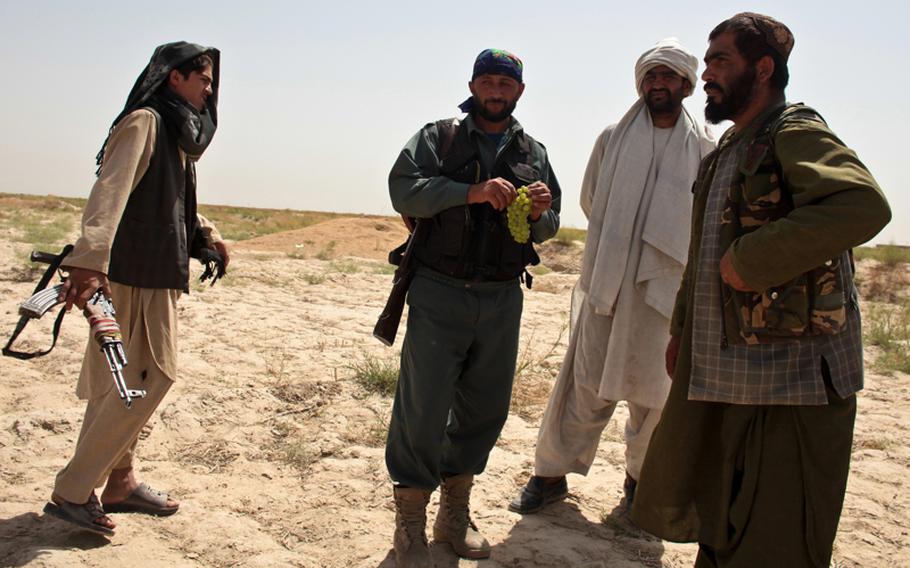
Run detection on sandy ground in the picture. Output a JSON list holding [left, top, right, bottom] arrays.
[[0, 215, 908, 568]]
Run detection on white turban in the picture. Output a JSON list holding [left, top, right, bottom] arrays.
[[634, 37, 698, 96]]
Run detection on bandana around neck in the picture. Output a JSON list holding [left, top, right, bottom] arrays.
[[146, 88, 216, 161]]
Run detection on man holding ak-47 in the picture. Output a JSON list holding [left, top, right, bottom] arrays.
[[45, 42, 228, 537], [384, 49, 560, 567]]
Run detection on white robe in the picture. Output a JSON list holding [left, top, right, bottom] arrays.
[[574, 106, 715, 407]]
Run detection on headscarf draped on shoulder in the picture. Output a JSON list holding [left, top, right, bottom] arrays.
[[578, 37, 715, 320], [95, 41, 220, 174], [633, 37, 698, 97]]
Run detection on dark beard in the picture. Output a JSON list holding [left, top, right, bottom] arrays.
[[645, 88, 683, 115], [473, 96, 517, 123], [704, 66, 756, 124]]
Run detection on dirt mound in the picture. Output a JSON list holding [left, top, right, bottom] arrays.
[[237, 216, 586, 273], [236, 216, 409, 261], [537, 240, 584, 274]]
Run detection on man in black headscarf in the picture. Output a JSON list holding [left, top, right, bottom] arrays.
[[44, 42, 228, 537]]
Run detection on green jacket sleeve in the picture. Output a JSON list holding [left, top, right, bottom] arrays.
[[530, 148, 561, 243], [730, 118, 891, 291], [388, 123, 471, 218]]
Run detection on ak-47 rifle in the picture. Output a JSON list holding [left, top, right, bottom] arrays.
[[3, 246, 146, 408], [373, 119, 464, 346], [373, 219, 424, 347]]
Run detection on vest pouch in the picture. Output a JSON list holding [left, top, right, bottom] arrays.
[[737, 143, 791, 235], [728, 273, 810, 342], [417, 206, 471, 273], [809, 256, 847, 335], [508, 162, 539, 189]]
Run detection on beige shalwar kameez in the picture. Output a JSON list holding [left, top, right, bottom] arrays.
[[53, 109, 221, 503]]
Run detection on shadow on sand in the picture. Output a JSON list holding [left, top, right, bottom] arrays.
[[373, 497, 664, 567], [0, 511, 110, 567], [376, 542, 463, 567], [492, 498, 666, 567]]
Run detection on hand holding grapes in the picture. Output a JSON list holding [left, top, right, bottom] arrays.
[[525, 181, 552, 221], [467, 177, 517, 210]]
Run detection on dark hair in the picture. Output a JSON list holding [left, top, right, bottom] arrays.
[[709, 17, 789, 90], [173, 53, 214, 79]]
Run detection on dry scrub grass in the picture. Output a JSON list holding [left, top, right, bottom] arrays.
[[865, 301, 910, 374], [860, 263, 910, 304], [511, 322, 569, 420], [196, 203, 344, 241], [175, 439, 241, 474]]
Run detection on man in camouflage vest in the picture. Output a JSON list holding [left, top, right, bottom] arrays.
[[630, 13, 891, 567]]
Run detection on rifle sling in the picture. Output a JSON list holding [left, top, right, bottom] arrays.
[[2, 244, 74, 360]]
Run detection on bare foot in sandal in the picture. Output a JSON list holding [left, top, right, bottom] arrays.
[[101, 467, 179, 515], [45, 492, 116, 536]]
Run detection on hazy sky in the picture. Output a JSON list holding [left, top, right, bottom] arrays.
[[1, 0, 906, 244]]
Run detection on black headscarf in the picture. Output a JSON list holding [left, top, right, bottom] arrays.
[[95, 41, 220, 173]]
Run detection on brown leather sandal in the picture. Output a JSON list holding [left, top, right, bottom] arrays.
[[103, 482, 179, 516], [44, 493, 115, 536]]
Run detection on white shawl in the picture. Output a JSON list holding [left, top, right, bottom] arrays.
[[577, 101, 714, 319]]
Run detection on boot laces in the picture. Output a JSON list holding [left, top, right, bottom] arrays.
[[395, 496, 428, 543]]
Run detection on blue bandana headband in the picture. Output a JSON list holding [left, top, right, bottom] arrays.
[[472, 48, 523, 82], [459, 48, 523, 113]]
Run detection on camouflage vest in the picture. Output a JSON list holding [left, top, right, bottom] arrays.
[[717, 104, 849, 345]]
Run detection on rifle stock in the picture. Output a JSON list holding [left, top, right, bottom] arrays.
[[373, 220, 422, 346]]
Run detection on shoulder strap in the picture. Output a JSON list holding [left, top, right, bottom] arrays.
[[767, 103, 827, 149], [741, 103, 823, 176], [2, 244, 73, 360], [435, 118, 461, 160]]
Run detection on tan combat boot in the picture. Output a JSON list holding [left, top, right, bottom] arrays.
[[393, 486, 433, 568], [432, 474, 491, 559]]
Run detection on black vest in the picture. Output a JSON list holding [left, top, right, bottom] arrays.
[[108, 108, 198, 291], [412, 119, 540, 281]]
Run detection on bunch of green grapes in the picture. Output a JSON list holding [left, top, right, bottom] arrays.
[[507, 186, 531, 243]]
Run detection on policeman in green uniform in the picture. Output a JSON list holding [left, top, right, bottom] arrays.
[[385, 49, 560, 567]]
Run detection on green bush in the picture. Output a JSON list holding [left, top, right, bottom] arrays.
[[854, 245, 910, 266], [553, 227, 586, 245], [348, 353, 399, 396], [865, 302, 910, 374]]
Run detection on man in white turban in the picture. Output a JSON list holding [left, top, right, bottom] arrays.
[[509, 38, 715, 514]]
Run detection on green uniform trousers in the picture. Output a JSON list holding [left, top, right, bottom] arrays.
[[385, 269, 523, 490]]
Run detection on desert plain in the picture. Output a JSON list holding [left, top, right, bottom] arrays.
[[0, 194, 908, 567]]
